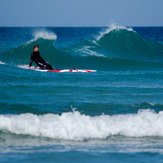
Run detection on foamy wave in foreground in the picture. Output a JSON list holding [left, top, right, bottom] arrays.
[[0, 109, 163, 140]]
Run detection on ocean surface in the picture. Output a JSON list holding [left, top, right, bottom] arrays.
[[0, 25, 163, 163]]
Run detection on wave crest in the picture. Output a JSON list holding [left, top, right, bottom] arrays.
[[33, 29, 57, 40], [96, 24, 134, 41]]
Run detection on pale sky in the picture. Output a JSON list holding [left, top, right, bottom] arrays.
[[0, 0, 162, 26]]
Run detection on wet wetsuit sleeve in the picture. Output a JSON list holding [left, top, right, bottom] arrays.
[[29, 53, 33, 67]]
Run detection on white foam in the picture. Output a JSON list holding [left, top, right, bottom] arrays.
[[79, 46, 105, 57], [96, 23, 134, 41], [0, 61, 6, 65], [33, 29, 57, 40], [17, 65, 35, 70], [27, 29, 57, 44], [0, 109, 163, 140]]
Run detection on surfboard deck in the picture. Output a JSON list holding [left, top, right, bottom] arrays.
[[35, 69, 97, 72]]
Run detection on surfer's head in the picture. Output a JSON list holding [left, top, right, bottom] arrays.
[[33, 44, 39, 52]]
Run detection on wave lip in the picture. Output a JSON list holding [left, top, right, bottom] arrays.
[[26, 29, 57, 44], [0, 109, 163, 140], [34, 30, 57, 40], [96, 24, 134, 41]]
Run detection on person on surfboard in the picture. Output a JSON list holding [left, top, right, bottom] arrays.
[[29, 44, 53, 70]]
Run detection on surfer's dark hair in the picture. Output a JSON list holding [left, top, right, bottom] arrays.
[[33, 44, 39, 49]]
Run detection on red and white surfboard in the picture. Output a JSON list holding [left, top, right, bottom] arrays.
[[35, 69, 97, 72]]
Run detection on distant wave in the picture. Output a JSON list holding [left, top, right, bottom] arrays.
[[0, 109, 163, 140], [78, 24, 163, 63], [61, 24, 163, 69]]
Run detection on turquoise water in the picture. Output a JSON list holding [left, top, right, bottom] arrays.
[[0, 25, 163, 162]]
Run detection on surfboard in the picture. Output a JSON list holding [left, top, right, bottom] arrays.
[[35, 69, 97, 72]]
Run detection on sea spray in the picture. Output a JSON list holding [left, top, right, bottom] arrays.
[[96, 24, 134, 41], [33, 29, 57, 41]]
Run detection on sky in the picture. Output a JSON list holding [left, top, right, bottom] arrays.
[[0, 0, 162, 27]]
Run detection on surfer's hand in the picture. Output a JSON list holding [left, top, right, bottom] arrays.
[[46, 62, 49, 64]]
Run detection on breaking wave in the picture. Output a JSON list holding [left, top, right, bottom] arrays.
[[0, 109, 163, 140]]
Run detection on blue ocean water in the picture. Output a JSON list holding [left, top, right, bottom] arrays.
[[0, 25, 163, 163]]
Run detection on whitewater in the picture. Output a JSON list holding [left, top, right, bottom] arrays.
[[1, 109, 163, 140]]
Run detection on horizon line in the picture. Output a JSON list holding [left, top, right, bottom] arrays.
[[0, 25, 163, 28]]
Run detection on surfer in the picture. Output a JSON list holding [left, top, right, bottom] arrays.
[[29, 44, 53, 70]]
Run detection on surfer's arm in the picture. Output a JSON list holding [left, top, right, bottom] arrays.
[[29, 53, 33, 68], [29, 59, 33, 68]]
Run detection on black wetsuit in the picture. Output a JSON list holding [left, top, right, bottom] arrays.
[[29, 51, 53, 70]]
